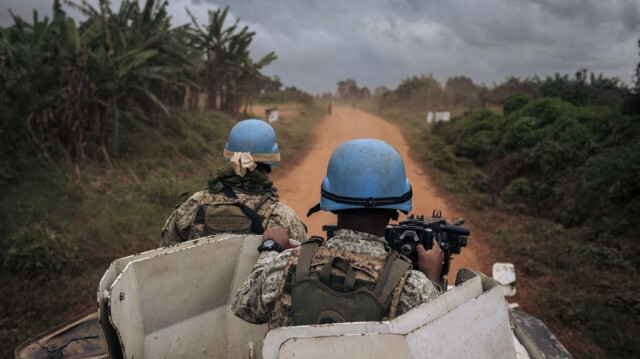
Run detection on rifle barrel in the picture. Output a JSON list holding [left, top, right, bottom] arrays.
[[442, 224, 470, 236]]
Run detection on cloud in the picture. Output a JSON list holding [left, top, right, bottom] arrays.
[[2, 0, 638, 93]]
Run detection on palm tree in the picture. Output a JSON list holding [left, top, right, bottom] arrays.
[[239, 52, 277, 115]]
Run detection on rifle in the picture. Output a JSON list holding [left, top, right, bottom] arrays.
[[322, 209, 469, 289]]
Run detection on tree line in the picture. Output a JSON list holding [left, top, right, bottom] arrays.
[[324, 69, 632, 115], [0, 0, 278, 169]]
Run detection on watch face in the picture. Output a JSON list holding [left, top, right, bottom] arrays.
[[259, 238, 280, 253], [262, 239, 276, 249]]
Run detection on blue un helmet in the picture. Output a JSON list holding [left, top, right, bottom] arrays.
[[222, 119, 280, 165], [307, 139, 412, 216]]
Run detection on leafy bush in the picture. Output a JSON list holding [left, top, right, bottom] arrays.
[[501, 177, 531, 202], [503, 93, 532, 115], [466, 169, 489, 192], [453, 130, 494, 165], [178, 131, 207, 157], [162, 114, 188, 137], [160, 141, 178, 158], [177, 162, 195, 174], [491, 219, 639, 358], [194, 119, 222, 142], [381, 71, 638, 358], [176, 111, 232, 155], [1, 226, 82, 277], [566, 140, 640, 230], [139, 177, 180, 207], [429, 147, 459, 173]]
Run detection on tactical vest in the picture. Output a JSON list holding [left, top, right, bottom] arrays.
[[268, 240, 412, 328], [188, 186, 276, 240]]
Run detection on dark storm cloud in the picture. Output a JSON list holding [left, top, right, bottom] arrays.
[[2, 0, 638, 94]]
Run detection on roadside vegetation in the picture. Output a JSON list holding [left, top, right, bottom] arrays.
[[367, 56, 640, 358], [0, 0, 321, 356]]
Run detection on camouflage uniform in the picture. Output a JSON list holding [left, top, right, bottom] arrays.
[[231, 229, 441, 326], [161, 167, 308, 246]]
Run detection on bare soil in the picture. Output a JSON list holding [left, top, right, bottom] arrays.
[[270, 106, 494, 276]]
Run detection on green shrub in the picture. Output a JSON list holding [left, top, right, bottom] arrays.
[[177, 162, 195, 174], [160, 141, 178, 158], [162, 114, 187, 136], [454, 130, 494, 164], [382, 83, 639, 358], [537, 118, 590, 172], [566, 141, 640, 228], [132, 159, 155, 179], [503, 93, 533, 115], [2, 226, 82, 277], [430, 148, 459, 173], [466, 169, 489, 192], [116, 129, 144, 155], [193, 118, 222, 142], [178, 131, 207, 157], [586, 244, 632, 271], [140, 177, 179, 207], [517, 97, 576, 127], [498, 177, 530, 213], [500, 116, 550, 152], [185, 111, 231, 154]]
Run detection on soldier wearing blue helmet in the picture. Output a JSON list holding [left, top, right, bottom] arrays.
[[161, 119, 308, 246], [232, 139, 443, 327]]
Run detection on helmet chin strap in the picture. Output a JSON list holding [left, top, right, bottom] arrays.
[[307, 203, 321, 217]]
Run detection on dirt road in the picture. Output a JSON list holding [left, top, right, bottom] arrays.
[[271, 106, 486, 276]]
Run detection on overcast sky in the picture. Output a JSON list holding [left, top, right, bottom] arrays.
[[2, 0, 639, 94]]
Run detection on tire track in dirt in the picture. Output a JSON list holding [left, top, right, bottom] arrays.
[[271, 106, 487, 276]]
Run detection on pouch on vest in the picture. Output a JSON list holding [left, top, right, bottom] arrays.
[[203, 204, 253, 233], [290, 241, 410, 325], [196, 188, 272, 235]]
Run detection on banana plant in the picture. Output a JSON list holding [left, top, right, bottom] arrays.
[[187, 5, 274, 115], [1, 0, 276, 165]]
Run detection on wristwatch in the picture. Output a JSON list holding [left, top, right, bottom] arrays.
[[258, 238, 282, 253]]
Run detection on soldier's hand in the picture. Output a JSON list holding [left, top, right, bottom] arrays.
[[416, 239, 444, 283], [263, 227, 299, 250]]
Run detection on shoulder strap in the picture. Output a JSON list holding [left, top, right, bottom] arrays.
[[296, 240, 321, 281], [188, 191, 208, 239], [373, 252, 411, 304], [253, 190, 274, 212], [222, 186, 238, 199], [221, 186, 266, 234]]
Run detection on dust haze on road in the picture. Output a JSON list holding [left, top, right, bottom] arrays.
[[271, 106, 484, 276]]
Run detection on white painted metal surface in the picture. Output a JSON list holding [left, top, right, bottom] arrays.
[[262, 268, 516, 358], [493, 262, 517, 296], [99, 236, 520, 359], [98, 234, 268, 358]]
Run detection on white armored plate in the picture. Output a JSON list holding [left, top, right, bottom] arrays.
[[99, 234, 267, 358]]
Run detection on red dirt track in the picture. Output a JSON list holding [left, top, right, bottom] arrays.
[[271, 106, 486, 276]]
